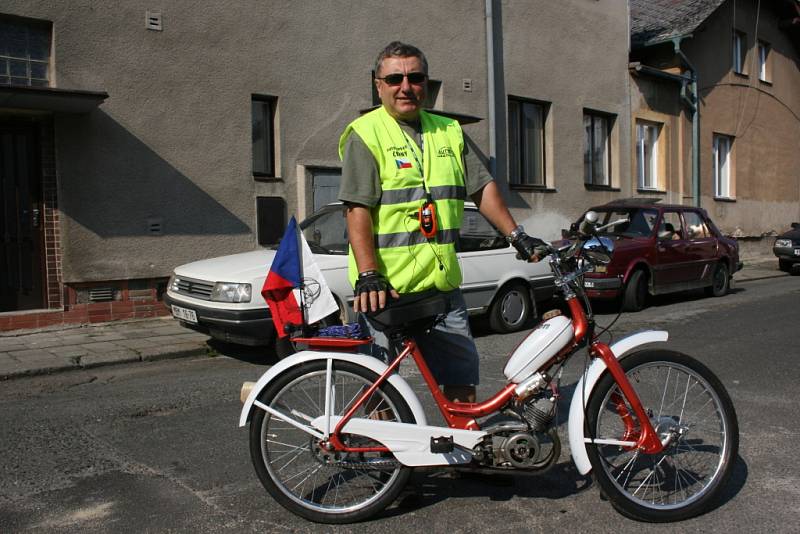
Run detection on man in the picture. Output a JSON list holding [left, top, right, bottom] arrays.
[[338, 41, 544, 402]]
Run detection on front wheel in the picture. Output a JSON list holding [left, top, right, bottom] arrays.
[[249, 360, 414, 523], [585, 350, 739, 522], [704, 262, 730, 297]]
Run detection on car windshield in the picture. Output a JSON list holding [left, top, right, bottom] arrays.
[[591, 208, 659, 238], [299, 205, 349, 255]]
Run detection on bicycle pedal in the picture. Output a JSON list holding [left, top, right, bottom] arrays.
[[430, 436, 454, 453]]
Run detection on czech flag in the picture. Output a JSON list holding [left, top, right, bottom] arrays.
[[261, 217, 338, 338], [395, 158, 413, 169]]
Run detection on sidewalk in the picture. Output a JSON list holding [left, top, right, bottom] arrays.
[[0, 258, 790, 380]]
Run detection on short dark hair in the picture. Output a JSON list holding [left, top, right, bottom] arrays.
[[374, 41, 428, 76]]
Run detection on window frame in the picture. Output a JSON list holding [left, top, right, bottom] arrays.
[[713, 133, 733, 200], [507, 96, 547, 189], [583, 111, 613, 188], [732, 30, 747, 75], [635, 120, 660, 191], [757, 40, 771, 83], [251, 95, 277, 179]]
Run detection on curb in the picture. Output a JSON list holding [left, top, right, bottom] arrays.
[[1, 344, 211, 380]]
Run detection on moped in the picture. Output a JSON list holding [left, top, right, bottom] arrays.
[[239, 212, 739, 523]]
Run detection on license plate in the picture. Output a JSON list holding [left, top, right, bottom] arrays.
[[794, 249, 800, 256], [171, 305, 198, 324], [584, 280, 595, 288]]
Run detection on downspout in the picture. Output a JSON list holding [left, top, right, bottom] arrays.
[[672, 37, 701, 207], [485, 0, 496, 177]]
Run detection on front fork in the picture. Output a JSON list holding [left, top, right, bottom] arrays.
[[591, 342, 664, 454]]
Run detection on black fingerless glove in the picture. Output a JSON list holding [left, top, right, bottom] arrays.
[[512, 232, 549, 261], [354, 270, 393, 297]]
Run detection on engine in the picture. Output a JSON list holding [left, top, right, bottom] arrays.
[[474, 394, 560, 471]]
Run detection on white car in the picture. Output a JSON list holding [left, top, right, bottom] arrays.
[[164, 203, 554, 346]]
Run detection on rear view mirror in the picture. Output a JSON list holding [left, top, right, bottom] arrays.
[[791, 222, 800, 230]]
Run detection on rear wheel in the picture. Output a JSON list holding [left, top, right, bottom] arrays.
[[586, 350, 738, 522], [622, 269, 647, 312], [489, 282, 533, 333], [705, 262, 729, 297], [778, 259, 794, 273], [249, 360, 414, 523]]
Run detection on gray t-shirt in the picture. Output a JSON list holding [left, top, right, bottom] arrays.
[[338, 118, 492, 207]]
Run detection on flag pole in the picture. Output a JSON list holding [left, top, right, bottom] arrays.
[[294, 219, 309, 333]]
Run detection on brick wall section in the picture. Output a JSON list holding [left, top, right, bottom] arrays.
[[0, 278, 169, 332], [39, 118, 62, 309]]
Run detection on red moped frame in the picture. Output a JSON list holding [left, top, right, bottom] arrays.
[[297, 296, 664, 456]]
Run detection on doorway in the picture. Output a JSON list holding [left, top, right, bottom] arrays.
[[310, 167, 341, 212], [0, 123, 45, 312]]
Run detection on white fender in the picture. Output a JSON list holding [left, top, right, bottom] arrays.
[[567, 330, 668, 475], [238, 350, 427, 428]]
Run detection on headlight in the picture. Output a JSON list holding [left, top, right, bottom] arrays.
[[775, 238, 792, 248], [210, 282, 252, 302]]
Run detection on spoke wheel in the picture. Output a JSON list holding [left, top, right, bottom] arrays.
[[249, 361, 414, 523], [586, 350, 738, 522]]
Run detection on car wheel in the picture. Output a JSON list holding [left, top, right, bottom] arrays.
[[489, 282, 532, 333], [705, 262, 729, 297], [622, 269, 647, 312], [778, 259, 793, 273]]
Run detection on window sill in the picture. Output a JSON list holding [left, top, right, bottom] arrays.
[[636, 188, 667, 195], [584, 184, 620, 192], [510, 185, 557, 193], [758, 78, 772, 86], [733, 71, 748, 79], [714, 196, 736, 203], [254, 173, 281, 182]]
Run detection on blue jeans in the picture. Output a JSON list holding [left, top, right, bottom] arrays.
[[358, 289, 480, 386]]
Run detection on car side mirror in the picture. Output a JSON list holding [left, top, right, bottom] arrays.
[[792, 222, 800, 230]]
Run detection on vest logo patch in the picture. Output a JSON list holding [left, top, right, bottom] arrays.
[[437, 146, 455, 158], [386, 145, 409, 158], [395, 158, 413, 169]]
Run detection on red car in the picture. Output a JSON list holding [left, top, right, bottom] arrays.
[[577, 199, 742, 311]]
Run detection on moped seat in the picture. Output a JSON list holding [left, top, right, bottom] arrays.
[[366, 289, 449, 333]]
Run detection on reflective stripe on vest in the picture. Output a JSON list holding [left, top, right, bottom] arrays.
[[339, 107, 465, 293]]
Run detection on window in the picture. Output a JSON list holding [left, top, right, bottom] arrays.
[[635, 121, 660, 190], [732, 30, 746, 74], [458, 209, 508, 252], [252, 95, 276, 177], [658, 211, 684, 240], [584, 112, 611, 186], [256, 197, 286, 245], [758, 40, 770, 82], [0, 16, 51, 87], [713, 134, 733, 199], [508, 98, 546, 187], [682, 211, 711, 239]]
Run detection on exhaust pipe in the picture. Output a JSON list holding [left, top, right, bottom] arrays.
[[240, 381, 255, 404]]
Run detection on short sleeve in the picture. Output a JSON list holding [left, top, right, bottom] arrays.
[[462, 134, 493, 196], [338, 133, 382, 207]]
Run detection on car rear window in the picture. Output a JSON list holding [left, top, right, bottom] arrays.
[[594, 208, 659, 238]]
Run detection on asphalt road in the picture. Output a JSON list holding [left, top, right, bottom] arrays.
[[1, 276, 799, 533]]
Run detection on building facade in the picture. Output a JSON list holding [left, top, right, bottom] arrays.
[[629, 0, 800, 258]]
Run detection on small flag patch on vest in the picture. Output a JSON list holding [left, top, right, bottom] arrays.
[[395, 158, 413, 169]]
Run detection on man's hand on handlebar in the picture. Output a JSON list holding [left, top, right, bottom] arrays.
[[511, 232, 550, 263], [353, 270, 399, 313]]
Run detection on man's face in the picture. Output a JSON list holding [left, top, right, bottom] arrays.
[[375, 55, 427, 121]]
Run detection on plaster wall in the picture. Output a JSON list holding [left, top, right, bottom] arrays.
[[500, 0, 632, 239]]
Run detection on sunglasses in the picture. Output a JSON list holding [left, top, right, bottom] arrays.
[[377, 72, 427, 86]]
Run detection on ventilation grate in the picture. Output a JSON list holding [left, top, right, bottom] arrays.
[[147, 218, 163, 235], [146, 11, 163, 31], [88, 287, 114, 302], [462, 79, 473, 92]]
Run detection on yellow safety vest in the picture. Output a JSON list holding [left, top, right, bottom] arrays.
[[338, 107, 465, 293]]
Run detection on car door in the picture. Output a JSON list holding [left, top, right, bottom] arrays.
[[456, 207, 512, 310], [654, 210, 692, 288], [681, 210, 717, 282]]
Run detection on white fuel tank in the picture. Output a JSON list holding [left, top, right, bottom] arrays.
[[503, 315, 574, 383]]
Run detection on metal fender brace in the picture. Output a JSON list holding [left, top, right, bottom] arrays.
[[589, 342, 665, 454]]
